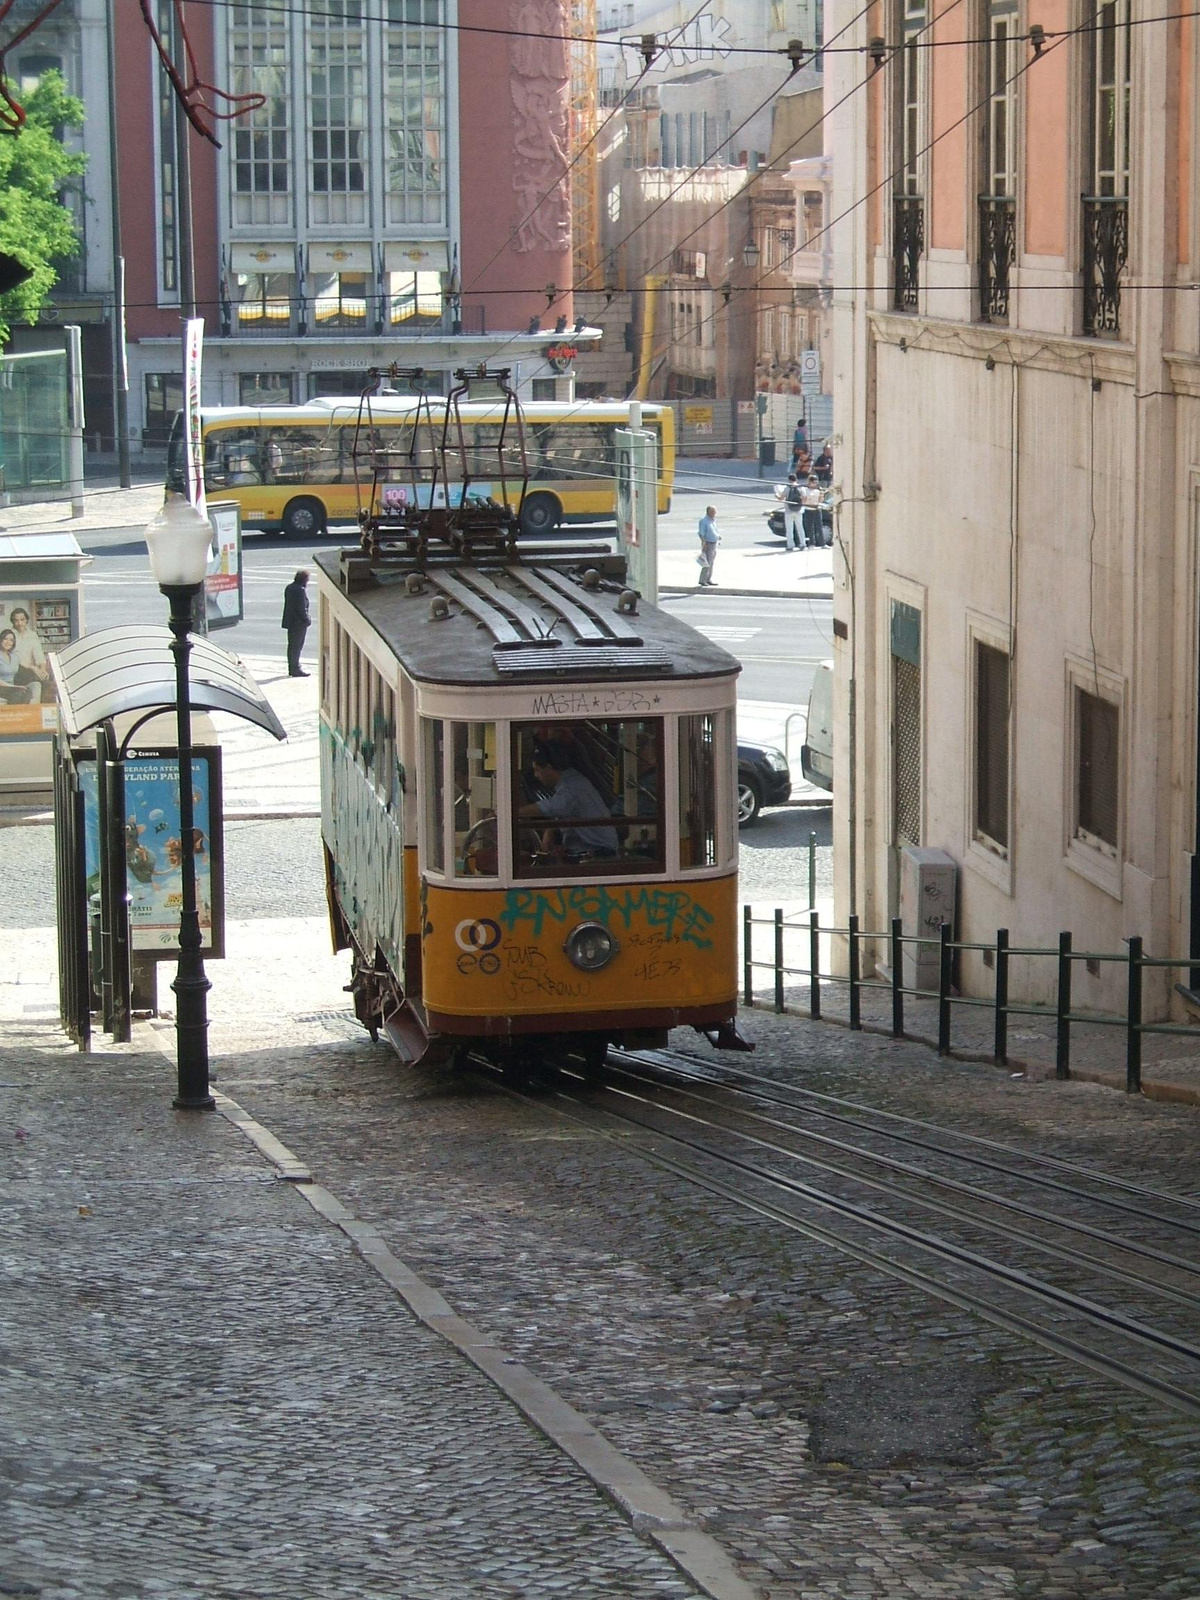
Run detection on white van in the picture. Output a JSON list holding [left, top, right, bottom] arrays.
[[801, 661, 833, 792]]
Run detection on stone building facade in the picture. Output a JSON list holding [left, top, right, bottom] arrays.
[[830, 0, 1200, 1013]]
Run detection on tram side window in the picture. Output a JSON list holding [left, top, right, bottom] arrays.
[[336, 626, 351, 734], [424, 718, 446, 873], [511, 717, 663, 877], [320, 610, 331, 714], [377, 684, 397, 808], [452, 721, 499, 877], [679, 713, 718, 869]]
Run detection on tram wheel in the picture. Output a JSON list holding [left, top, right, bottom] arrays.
[[573, 1032, 608, 1083]]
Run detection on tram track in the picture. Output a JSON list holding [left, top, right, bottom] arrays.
[[496, 1046, 1200, 1420]]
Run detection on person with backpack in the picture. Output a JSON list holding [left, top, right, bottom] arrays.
[[783, 474, 805, 550]]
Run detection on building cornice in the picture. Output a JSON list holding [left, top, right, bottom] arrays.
[[1165, 352, 1200, 398], [867, 309, 1136, 385]]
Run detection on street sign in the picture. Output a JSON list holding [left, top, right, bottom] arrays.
[[800, 348, 821, 397]]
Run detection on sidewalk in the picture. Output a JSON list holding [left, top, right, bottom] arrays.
[[0, 1003, 734, 1597], [658, 539, 833, 599]]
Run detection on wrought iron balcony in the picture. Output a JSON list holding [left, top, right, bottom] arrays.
[[892, 195, 923, 312], [978, 196, 1016, 324], [1082, 195, 1128, 337]]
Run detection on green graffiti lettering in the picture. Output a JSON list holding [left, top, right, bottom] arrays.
[[498, 885, 714, 949]]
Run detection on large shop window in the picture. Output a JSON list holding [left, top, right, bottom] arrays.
[[512, 718, 663, 877], [678, 713, 718, 869]]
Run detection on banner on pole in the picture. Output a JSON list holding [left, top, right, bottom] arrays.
[[184, 318, 206, 518]]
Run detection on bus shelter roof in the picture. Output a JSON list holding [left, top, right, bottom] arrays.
[[50, 626, 287, 742]]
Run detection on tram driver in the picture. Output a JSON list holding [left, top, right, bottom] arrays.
[[519, 741, 619, 861]]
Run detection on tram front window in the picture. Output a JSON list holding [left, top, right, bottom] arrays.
[[512, 718, 662, 876], [453, 721, 499, 877]]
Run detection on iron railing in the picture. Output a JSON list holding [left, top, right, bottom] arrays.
[[1082, 195, 1128, 337], [742, 904, 1200, 1095], [978, 196, 1016, 323], [892, 195, 923, 311]]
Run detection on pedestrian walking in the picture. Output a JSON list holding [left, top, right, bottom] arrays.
[[282, 569, 311, 677], [801, 476, 824, 551], [697, 505, 719, 586], [790, 419, 807, 472], [782, 474, 805, 550]]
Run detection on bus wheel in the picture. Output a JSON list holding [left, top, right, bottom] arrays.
[[519, 493, 561, 538], [282, 497, 327, 537]]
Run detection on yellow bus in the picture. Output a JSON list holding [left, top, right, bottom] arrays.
[[170, 398, 676, 539]]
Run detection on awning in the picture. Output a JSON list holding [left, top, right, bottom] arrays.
[[384, 241, 449, 273], [308, 242, 375, 274], [50, 626, 287, 742], [229, 244, 295, 275]]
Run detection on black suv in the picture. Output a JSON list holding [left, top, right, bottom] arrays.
[[737, 739, 792, 827]]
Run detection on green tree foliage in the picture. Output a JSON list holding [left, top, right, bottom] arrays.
[[0, 71, 87, 343]]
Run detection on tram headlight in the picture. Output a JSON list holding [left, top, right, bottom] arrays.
[[565, 922, 617, 971]]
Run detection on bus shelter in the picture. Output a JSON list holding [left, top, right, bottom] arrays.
[[50, 626, 286, 1048]]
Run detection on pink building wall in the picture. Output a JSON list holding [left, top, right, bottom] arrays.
[[457, 0, 574, 334]]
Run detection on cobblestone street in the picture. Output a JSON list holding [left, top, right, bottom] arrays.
[[2, 817, 1199, 1598]]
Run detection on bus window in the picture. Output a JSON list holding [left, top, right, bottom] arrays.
[[678, 713, 718, 869], [452, 721, 498, 877], [511, 718, 662, 877], [424, 718, 446, 873], [530, 422, 614, 484], [262, 427, 338, 486], [204, 430, 262, 488]]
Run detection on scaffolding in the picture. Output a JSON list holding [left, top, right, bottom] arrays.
[[569, 0, 601, 290]]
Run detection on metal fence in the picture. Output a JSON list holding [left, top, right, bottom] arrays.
[[742, 901, 1200, 1095]]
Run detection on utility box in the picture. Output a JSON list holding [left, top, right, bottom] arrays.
[[900, 846, 957, 992]]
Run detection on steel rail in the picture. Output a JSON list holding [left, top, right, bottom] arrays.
[[616, 1049, 1200, 1234], [598, 1056, 1200, 1307], [527, 1077, 1200, 1422]]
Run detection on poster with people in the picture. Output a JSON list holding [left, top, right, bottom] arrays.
[[79, 751, 225, 958], [0, 591, 77, 735]]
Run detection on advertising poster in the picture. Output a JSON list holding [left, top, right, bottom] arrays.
[[204, 501, 243, 629], [0, 589, 77, 736], [79, 750, 225, 959], [184, 318, 206, 518]]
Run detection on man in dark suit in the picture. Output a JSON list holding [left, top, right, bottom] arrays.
[[281, 570, 311, 677]]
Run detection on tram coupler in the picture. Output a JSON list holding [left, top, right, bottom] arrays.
[[697, 1020, 756, 1052]]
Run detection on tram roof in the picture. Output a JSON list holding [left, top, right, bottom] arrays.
[[313, 549, 740, 689]]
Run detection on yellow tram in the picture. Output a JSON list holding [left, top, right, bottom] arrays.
[[315, 365, 747, 1073], [316, 544, 750, 1069]]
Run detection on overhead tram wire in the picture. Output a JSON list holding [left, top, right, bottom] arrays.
[[650, 14, 1075, 385], [593, 0, 963, 389], [460, 0, 715, 298], [452, 2, 883, 375], [176, 0, 1200, 53]]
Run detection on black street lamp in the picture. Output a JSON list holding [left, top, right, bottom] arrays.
[[144, 493, 216, 1111]]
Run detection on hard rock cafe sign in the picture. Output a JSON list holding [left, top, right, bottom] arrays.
[[545, 342, 577, 374]]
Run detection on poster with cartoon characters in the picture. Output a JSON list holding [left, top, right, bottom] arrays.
[[80, 751, 225, 958]]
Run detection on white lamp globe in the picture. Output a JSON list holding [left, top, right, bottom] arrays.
[[145, 494, 213, 589]]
